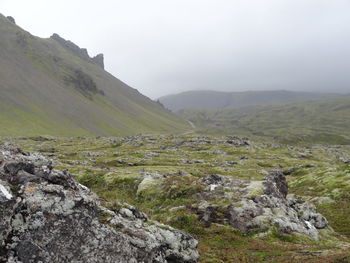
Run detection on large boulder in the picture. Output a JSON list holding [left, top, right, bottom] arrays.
[[199, 171, 329, 240], [0, 146, 199, 263]]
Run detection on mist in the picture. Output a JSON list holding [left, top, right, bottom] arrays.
[[2, 0, 350, 98]]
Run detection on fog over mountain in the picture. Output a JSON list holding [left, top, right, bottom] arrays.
[[2, 0, 350, 98]]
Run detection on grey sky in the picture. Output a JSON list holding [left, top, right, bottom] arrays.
[[2, 0, 350, 98]]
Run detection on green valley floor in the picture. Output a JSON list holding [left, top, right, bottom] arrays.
[[2, 134, 350, 263]]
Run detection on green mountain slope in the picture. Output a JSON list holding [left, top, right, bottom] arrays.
[[159, 90, 341, 112], [0, 14, 189, 136], [180, 96, 350, 144]]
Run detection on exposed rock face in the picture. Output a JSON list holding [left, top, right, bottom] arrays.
[[6, 16, 16, 24], [0, 146, 199, 263], [51, 33, 104, 69], [198, 171, 329, 240], [92, 53, 104, 69], [64, 68, 105, 99]]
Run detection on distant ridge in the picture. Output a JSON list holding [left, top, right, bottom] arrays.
[[0, 14, 189, 136], [180, 95, 350, 144], [159, 90, 341, 112]]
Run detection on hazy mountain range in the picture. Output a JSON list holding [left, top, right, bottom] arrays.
[[159, 90, 343, 112], [0, 14, 189, 136]]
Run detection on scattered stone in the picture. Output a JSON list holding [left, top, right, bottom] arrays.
[[197, 201, 220, 227], [38, 147, 57, 153], [339, 157, 350, 164], [222, 161, 238, 167], [226, 136, 250, 146]]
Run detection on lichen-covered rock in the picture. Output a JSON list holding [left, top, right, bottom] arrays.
[[199, 171, 329, 240], [263, 170, 288, 198], [137, 171, 165, 196], [0, 146, 199, 263]]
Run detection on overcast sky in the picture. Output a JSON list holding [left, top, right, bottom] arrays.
[[2, 0, 350, 98]]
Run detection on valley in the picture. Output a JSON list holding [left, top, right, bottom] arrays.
[[1, 7, 350, 262], [3, 134, 349, 262], [179, 96, 350, 145]]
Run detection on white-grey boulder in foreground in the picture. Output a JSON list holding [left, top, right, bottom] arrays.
[[0, 146, 199, 263]]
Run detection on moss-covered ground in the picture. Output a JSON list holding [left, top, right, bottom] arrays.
[[3, 134, 350, 262]]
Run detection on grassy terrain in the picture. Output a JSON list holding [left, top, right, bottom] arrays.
[[179, 96, 350, 145], [0, 14, 189, 136], [4, 134, 350, 262]]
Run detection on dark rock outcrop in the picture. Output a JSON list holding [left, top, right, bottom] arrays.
[[0, 146, 199, 263], [92, 53, 104, 69], [64, 68, 105, 99], [226, 136, 250, 146], [263, 170, 288, 198], [51, 33, 104, 69], [6, 16, 15, 24]]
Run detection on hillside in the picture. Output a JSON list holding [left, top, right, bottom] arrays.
[[180, 96, 350, 144], [0, 14, 189, 136], [159, 90, 341, 112]]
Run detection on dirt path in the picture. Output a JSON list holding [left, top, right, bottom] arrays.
[[187, 120, 196, 129]]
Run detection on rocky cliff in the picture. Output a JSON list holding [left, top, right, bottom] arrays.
[[50, 33, 104, 69], [0, 146, 199, 263], [0, 14, 190, 136]]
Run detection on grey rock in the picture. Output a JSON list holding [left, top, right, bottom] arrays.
[[197, 171, 328, 240], [202, 174, 225, 186], [0, 146, 199, 263], [6, 16, 16, 24], [227, 201, 264, 233], [221, 161, 237, 167], [263, 170, 288, 198], [51, 34, 105, 69], [224, 171, 328, 240], [196, 202, 219, 227], [92, 53, 104, 69], [226, 136, 250, 146], [339, 157, 350, 164]]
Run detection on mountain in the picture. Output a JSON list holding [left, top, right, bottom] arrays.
[[159, 90, 341, 112], [180, 96, 350, 144], [0, 14, 189, 136]]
